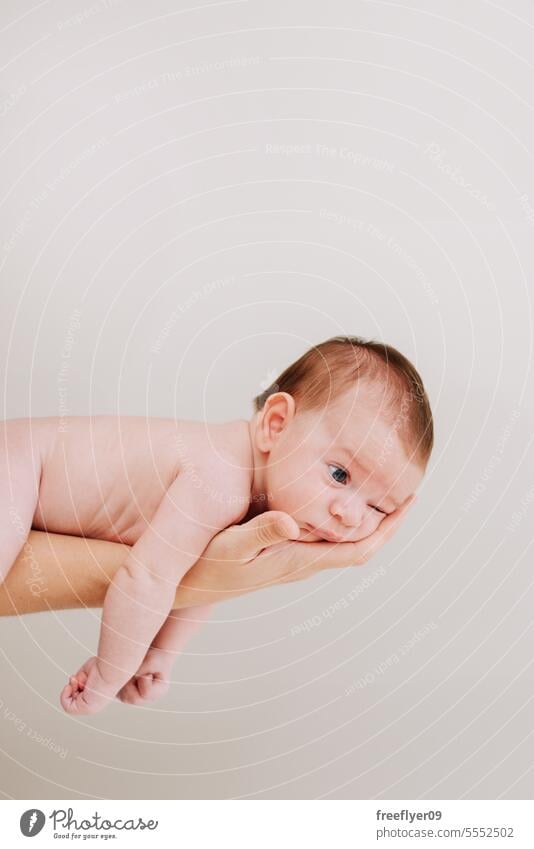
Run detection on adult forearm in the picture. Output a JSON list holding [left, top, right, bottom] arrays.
[[0, 531, 220, 616], [0, 505, 415, 619]]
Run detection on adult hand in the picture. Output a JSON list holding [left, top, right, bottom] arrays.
[[176, 495, 417, 605], [0, 495, 416, 615]]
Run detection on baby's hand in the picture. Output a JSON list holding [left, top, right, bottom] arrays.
[[116, 647, 172, 707], [60, 656, 115, 716]]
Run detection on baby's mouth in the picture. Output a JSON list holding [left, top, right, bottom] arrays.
[[300, 524, 344, 543], [297, 525, 322, 542]]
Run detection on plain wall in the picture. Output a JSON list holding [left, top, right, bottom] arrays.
[[0, 0, 533, 799]]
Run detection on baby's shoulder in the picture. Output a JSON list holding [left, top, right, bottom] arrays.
[[173, 419, 252, 523]]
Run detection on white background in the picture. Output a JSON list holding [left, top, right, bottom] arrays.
[[0, 0, 533, 799]]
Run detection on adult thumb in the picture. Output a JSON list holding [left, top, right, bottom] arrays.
[[238, 511, 300, 558]]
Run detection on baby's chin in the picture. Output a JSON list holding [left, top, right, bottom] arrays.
[[297, 526, 362, 544]]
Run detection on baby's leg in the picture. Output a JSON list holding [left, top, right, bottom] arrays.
[[0, 422, 42, 585]]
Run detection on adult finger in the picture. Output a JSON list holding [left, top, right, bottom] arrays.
[[220, 511, 300, 563], [311, 494, 417, 570]]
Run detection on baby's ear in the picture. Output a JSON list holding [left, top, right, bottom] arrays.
[[256, 393, 295, 450]]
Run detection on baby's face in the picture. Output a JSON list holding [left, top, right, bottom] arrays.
[[263, 384, 425, 543]]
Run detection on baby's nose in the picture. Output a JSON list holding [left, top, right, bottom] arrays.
[[330, 496, 365, 528]]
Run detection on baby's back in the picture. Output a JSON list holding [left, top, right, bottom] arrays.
[[22, 415, 248, 545]]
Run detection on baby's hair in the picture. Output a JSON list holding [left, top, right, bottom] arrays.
[[253, 335, 434, 468]]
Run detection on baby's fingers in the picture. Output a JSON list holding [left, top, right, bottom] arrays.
[[116, 684, 136, 704], [136, 674, 153, 696], [355, 494, 417, 558], [137, 674, 169, 701], [115, 684, 131, 703], [116, 679, 144, 705], [77, 670, 89, 689], [317, 494, 417, 570], [60, 683, 73, 711], [116, 674, 169, 706], [68, 674, 85, 692], [60, 683, 85, 714], [372, 495, 417, 545]]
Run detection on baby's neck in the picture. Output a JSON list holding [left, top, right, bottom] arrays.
[[213, 416, 268, 524]]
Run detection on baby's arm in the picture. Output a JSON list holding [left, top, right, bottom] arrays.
[[115, 605, 213, 705], [61, 469, 242, 715], [150, 603, 214, 656]]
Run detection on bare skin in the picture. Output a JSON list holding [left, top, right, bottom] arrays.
[[0, 501, 416, 705], [0, 382, 423, 714]]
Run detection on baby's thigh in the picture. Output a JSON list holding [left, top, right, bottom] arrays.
[[0, 421, 42, 581]]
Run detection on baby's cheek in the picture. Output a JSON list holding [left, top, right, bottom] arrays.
[[268, 489, 302, 517], [267, 475, 307, 519]]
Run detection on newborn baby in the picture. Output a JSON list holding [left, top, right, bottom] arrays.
[[0, 336, 433, 715]]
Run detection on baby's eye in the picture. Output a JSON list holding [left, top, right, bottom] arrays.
[[328, 464, 350, 485], [371, 505, 387, 515]]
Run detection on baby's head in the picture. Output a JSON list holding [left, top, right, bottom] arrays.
[[250, 336, 433, 543]]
